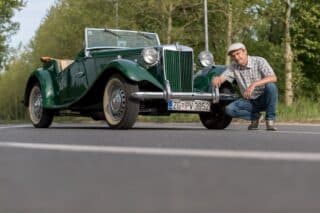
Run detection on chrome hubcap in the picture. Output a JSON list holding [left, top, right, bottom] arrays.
[[109, 86, 126, 119], [110, 89, 122, 113], [30, 87, 43, 122]]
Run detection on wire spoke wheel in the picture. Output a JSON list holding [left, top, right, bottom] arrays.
[[28, 84, 53, 128], [103, 74, 139, 129]]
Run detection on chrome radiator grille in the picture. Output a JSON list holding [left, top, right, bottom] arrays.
[[163, 49, 193, 92]]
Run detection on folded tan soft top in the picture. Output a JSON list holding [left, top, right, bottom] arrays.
[[40, 56, 74, 71]]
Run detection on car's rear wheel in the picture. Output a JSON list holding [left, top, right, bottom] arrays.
[[199, 86, 233, 129], [28, 84, 54, 128], [103, 74, 139, 129], [90, 112, 106, 121]]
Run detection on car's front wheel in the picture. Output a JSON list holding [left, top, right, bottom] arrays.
[[199, 86, 233, 129], [28, 84, 54, 128], [199, 105, 232, 129], [103, 74, 139, 129]]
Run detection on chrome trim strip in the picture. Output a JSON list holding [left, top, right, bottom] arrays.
[[131, 91, 238, 102], [212, 87, 220, 103], [191, 50, 194, 92], [162, 44, 193, 52], [162, 48, 168, 81], [165, 80, 171, 100]]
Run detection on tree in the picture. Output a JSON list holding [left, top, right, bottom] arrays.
[[207, 0, 267, 64], [284, 0, 293, 106], [292, 0, 320, 100], [0, 0, 25, 68], [125, 0, 202, 45]]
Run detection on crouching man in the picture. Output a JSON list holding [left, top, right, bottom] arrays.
[[212, 42, 278, 131]]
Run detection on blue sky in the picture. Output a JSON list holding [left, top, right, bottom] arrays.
[[10, 0, 56, 48]]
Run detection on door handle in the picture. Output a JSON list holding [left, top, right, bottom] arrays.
[[75, 71, 85, 77]]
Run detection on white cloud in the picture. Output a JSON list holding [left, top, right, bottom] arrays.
[[10, 0, 56, 48]]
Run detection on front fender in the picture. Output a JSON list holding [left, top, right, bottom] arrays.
[[102, 59, 164, 90], [193, 65, 226, 92], [24, 68, 57, 108]]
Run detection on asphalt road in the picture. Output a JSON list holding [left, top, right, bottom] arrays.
[[1, 122, 320, 213]]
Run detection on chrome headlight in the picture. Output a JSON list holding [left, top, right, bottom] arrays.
[[198, 51, 215, 67], [141, 48, 159, 66]]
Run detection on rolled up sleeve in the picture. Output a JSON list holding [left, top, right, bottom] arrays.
[[259, 58, 275, 77], [221, 66, 235, 83]]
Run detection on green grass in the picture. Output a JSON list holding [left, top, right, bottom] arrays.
[[139, 99, 320, 123], [277, 99, 320, 123], [1, 99, 320, 124]]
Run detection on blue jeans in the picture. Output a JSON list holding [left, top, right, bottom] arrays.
[[225, 83, 278, 121]]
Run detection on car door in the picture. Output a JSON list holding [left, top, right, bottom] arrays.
[[55, 59, 88, 104], [68, 59, 89, 101], [56, 66, 71, 104]]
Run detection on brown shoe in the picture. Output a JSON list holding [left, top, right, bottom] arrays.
[[248, 114, 264, 130], [248, 119, 259, 130], [266, 120, 277, 131]]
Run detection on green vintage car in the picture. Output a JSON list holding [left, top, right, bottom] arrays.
[[23, 28, 237, 129]]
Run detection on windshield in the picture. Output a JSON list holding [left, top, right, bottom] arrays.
[[86, 28, 160, 49]]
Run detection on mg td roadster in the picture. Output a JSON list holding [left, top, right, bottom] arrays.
[[23, 28, 238, 129]]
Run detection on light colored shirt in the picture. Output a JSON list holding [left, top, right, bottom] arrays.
[[221, 56, 275, 99]]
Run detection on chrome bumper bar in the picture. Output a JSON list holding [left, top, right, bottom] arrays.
[[131, 80, 238, 104]]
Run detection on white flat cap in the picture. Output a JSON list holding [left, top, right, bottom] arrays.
[[227, 42, 246, 55]]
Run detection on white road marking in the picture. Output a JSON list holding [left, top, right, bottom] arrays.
[[0, 125, 31, 130], [275, 130, 320, 135], [1, 141, 320, 162]]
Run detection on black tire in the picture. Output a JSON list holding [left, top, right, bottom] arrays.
[[199, 85, 233, 129], [199, 105, 232, 129], [103, 74, 139, 129], [90, 112, 106, 121], [28, 84, 54, 128]]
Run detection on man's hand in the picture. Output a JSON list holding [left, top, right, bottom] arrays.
[[212, 77, 223, 88], [244, 83, 256, 99]]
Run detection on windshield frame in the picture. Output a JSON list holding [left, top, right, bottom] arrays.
[[84, 28, 161, 56]]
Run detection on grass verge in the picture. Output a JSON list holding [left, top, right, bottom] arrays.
[[1, 99, 320, 124]]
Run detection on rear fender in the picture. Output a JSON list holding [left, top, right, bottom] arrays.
[[24, 69, 57, 108]]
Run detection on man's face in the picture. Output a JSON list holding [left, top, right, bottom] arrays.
[[230, 48, 248, 66]]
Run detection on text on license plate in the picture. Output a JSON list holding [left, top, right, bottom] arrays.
[[168, 99, 211, 112]]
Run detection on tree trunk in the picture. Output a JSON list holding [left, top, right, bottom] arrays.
[[166, 3, 173, 44], [225, 0, 232, 65], [284, 0, 293, 106]]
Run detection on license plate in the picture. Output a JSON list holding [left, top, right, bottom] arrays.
[[168, 99, 211, 112]]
